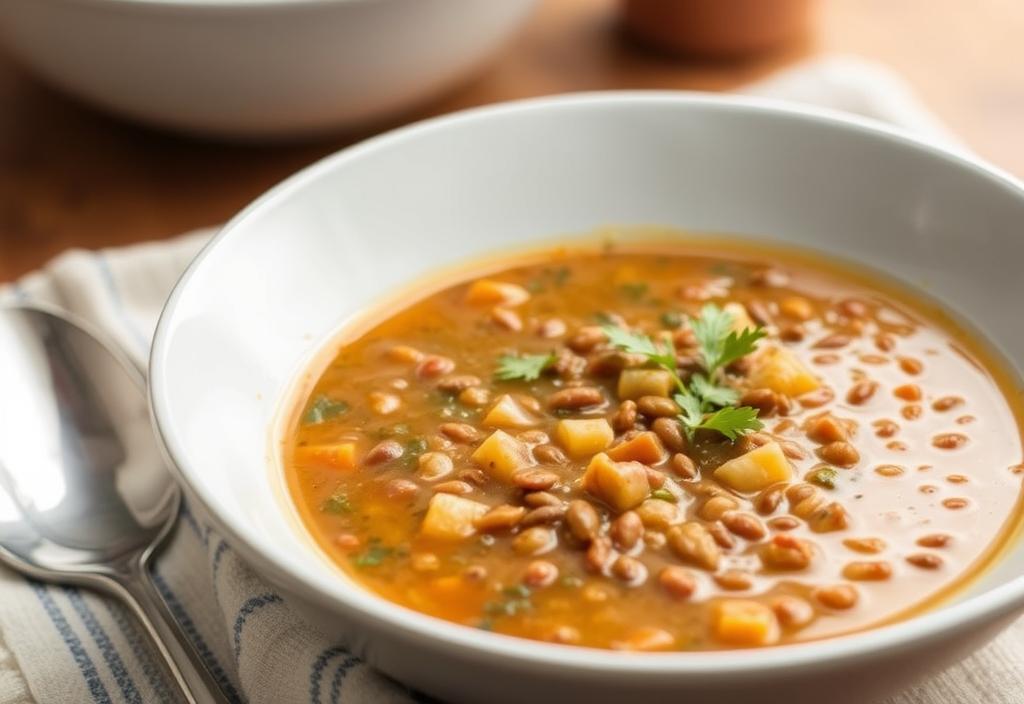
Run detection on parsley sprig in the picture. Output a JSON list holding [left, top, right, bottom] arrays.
[[602, 303, 766, 441], [494, 353, 554, 382]]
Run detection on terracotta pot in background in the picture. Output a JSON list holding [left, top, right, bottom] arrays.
[[621, 0, 814, 58]]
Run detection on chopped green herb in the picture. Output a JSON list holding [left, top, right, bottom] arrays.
[[560, 575, 584, 589], [808, 467, 840, 490], [320, 490, 352, 514], [691, 303, 766, 376], [552, 266, 571, 287], [303, 395, 350, 424], [689, 373, 740, 407], [594, 311, 618, 325], [502, 584, 531, 599], [619, 281, 649, 301], [401, 437, 428, 468], [650, 488, 677, 503], [353, 545, 393, 568], [600, 325, 678, 375], [494, 353, 554, 382], [526, 279, 546, 294], [693, 406, 763, 441], [601, 304, 766, 442], [660, 310, 684, 329]]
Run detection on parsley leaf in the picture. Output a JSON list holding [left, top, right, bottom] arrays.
[[320, 490, 352, 514], [691, 303, 766, 374], [690, 373, 739, 408], [353, 545, 393, 568], [600, 326, 677, 374], [718, 327, 768, 372], [602, 310, 765, 442], [303, 395, 350, 424], [674, 391, 705, 433], [619, 282, 649, 301], [694, 406, 763, 441], [494, 353, 553, 382]]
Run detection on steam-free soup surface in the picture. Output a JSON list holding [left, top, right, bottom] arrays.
[[284, 240, 1024, 651]]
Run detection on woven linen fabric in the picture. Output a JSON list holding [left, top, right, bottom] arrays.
[[0, 56, 1021, 704]]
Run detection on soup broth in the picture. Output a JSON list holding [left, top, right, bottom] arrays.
[[283, 237, 1024, 651]]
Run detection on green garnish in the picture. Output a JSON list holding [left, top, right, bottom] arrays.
[[808, 467, 840, 490], [602, 303, 765, 441], [484, 587, 533, 618], [494, 353, 554, 382], [650, 488, 677, 503], [303, 395, 350, 424], [601, 325, 678, 372], [660, 310, 684, 329], [320, 490, 352, 514], [691, 303, 766, 376], [502, 584, 532, 599], [353, 545, 393, 568], [619, 282, 649, 301], [401, 437, 428, 468], [688, 405, 763, 442]]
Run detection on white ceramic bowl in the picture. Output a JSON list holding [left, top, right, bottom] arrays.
[[150, 93, 1024, 703], [0, 0, 537, 138]]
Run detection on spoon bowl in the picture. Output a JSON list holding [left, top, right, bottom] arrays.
[[0, 304, 226, 704]]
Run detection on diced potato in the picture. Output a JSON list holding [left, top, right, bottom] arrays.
[[471, 430, 534, 482], [617, 369, 675, 400], [713, 600, 780, 646], [606, 431, 666, 465], [714, 441, 793, 493], [581, 453, 651, 512], [420, 493, 489, 540], [482, 394, 539, 428], [555, 418, 614, 458], [723, 302, 755, 333], [747, 346, 820, 397], [464, 279, 530, 307], [293, 443, 356, 470]]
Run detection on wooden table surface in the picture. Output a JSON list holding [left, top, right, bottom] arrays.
[[1, 0, 1021, 282]]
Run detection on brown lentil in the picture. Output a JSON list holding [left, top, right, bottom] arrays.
[[906, 553, 944, 569], [512, 469, 560, 491], [817, 441, 860, 467], [933, 433, 969, 450], [566, 500, 601, 543], [846, 381, 878, 405], [547, 386, 605, 410], [842, 561, 893, 581], [365, 439, 404, 465], [636, 395, 679, 418], [474, 505, 527, 532], [813, 584, 859, 610], [438, 422, 479, 443], [612, 400, 638, 432]]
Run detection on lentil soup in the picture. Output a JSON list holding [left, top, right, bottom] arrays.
[[283, 237, 1024, 651]]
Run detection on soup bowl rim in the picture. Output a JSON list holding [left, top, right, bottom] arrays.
[[149, 90, 1024, 676]]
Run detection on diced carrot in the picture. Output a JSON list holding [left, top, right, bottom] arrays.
[[293, 443, 357, 470], [607, 431, 666, 465], [713, 600, 780, 646]]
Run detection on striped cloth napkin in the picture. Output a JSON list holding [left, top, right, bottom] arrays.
[[1, 56, 1023, 704]]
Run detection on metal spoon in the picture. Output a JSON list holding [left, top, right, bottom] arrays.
[[0, 304, 229, 704]]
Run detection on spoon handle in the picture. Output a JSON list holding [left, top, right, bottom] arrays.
[[111, 565, 233, 704]]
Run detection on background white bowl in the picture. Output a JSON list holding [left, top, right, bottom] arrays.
[[151, 93, 1024, 703], [0, 0, 537, 138]]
